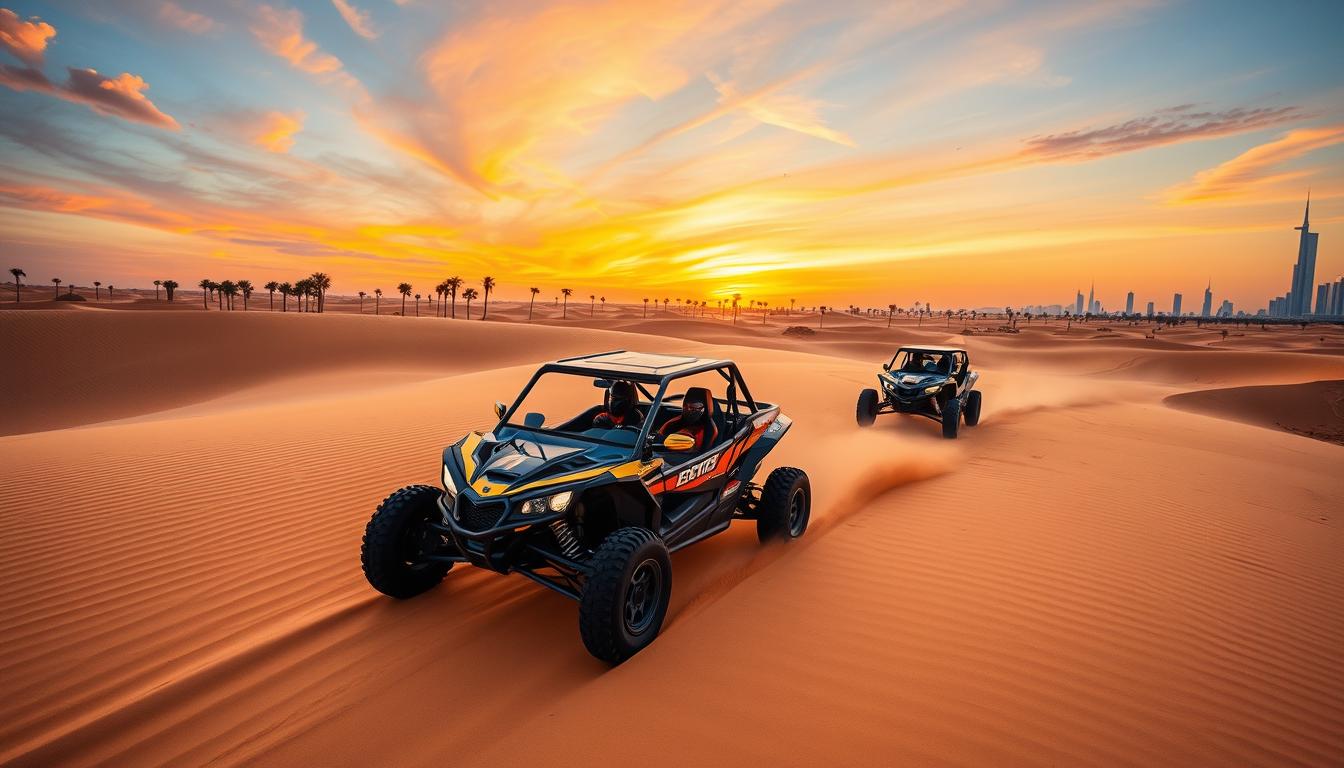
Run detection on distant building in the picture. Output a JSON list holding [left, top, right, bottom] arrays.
[[1125, 291, 1134, 315], [1330, 278, 1344, 317], [1172, 293, 1183, 317], [1217, 299, 1233, 317], [1201, 282, 1213, 317], [1146, 301, 1155, 317], [1087, 282, 1095, 315], [1286, 194, 1318, 316], [1315, 284, 1330, 317], [1075, 291, 1084, 315]]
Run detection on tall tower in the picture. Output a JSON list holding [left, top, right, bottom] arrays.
[[1201, 280, 1213, 317], [1289, 193, 1319, 315], [1173, 292, 1183, 316], [1125, 291, 1134, 315], [1086, 281, 1095, 315]]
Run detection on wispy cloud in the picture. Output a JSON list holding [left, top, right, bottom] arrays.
[[1021, 106, 1302, 161], [0, 7, 55, 67], [158, 1, 216, 35], [331, 0, 377, 39], [251, 3, 362, 94], [1166, 124, 1344, 204], [709, 72, 854, 147]]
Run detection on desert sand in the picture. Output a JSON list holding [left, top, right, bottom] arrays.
[[2, 301, 1342, 766]]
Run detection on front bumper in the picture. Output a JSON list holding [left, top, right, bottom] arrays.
[[434, 491, 567, 573]]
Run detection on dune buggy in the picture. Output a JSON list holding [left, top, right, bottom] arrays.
[[856, 346, 982, 438], [361, 351, 810, 664]]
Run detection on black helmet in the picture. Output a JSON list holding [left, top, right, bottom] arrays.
[[608, 380, 636, 416]]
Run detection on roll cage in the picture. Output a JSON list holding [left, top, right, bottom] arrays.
[[494, 350, 762, 458]]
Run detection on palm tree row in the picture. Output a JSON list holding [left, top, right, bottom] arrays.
[[7, 267, 184, 303]]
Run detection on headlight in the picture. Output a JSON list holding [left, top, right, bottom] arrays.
[[924, 385, 941, 393], [441, 463, 459, 496], [521, 490, 573, 516]]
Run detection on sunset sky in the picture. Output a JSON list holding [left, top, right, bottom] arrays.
[[1, 0, 1342, 311]]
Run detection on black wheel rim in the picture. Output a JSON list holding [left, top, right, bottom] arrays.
[[624, 559, 662, 635], [399, 513, 435, 570], [787, 488, 807, 537]]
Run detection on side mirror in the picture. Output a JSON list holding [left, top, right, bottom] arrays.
[[592, 378, 612, 389], [882, 363, 891, 371], [522, 412, 544, 428], [661, 433, 696, 452], [493, 401, 507, 419]]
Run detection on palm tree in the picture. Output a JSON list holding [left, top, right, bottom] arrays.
[[462, 287, 478, 319], [310, 272, 331, 313], [663, 297, 670, 313], [561, 288, 572, 319], [358, 291, 367, 313], [760, 300, 768, 324], [529, 287, 540, 321], [264, 281, 278, 310], [887, 303, 896, 327], [93, 281, 102, 300], [52, 277, 61, 298], [278, 282, 292, 312], [9, 268, 24, 302], [397, 283, 412, 315], [446, 277, 462, 319], [107, 284, 114, 300], [642, 297, 649, 318], [238, 280, 253, 310], [414, 293, 422, 317], [600, 296, 606, 313], [218, 280, 237, 310], [589, 294, 596, 316], [434, 282, 446, 315], [819, 306, 827, 328], [374, 287, 382, 315], [731, 293, 741, 324], [162, 280, 178, 301], [198, 278, 211, 309], [153, 279, 161, 300], [790, 298, 796, 316], [481, 276, 495, 320]]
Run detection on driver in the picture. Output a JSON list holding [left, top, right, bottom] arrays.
[[900, 352, 929, 373], [658, 387, 717, 451], [592, 380, 643, 429]]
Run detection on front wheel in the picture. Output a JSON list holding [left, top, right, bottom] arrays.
[[942, 396, 961, 439], [361, 485, 453, 598], [757, 467, 811, 542], [964, 390, 982, 426], [856, 388, 879, 427], [579, 528, 672, 664]]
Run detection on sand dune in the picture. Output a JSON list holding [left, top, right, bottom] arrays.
[[1, 309, 1342, 766], [1166, 380, 1344, 445]]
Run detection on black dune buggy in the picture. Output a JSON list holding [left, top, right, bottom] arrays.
[[856, 346, 982, 438], [361, 351, 809, 664]]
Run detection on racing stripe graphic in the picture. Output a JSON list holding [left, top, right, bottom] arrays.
[[644, 423, 768, 495]]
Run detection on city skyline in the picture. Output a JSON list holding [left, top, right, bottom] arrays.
[[0, 1, 1342, 308]]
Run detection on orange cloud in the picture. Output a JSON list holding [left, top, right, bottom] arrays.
[[158, 1, 215, 35], [1021, 105, 1302, 161], [252, 110, 305, 153], [252, 3, 361, 94], [1167, 124, 1344, 204], [0, 65, 179, 130], [0, 7, 55, 67], [709, 72, 854, 147], [331, 0, 377, 39]]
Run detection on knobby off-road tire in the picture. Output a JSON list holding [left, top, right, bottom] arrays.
[[362, 484, 453, 599], [756, 467, 811, 543], [579, 527, 672, 664], [856, 388, 880, 427], [964, 390, 983, 427], [942, 396, 961, 439]]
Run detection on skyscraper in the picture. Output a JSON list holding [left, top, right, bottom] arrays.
[[1201, 281, 1213, 317], [1146, 301, 1154, 317], [1173, 293, 1183, 316], [1125, 291, 1134, 315], [1075, 290, 1084, 315], [1288, 194, 1319, 315], [1087, 281, 1095, 314]]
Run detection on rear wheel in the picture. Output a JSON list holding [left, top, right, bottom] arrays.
[[579, 527, 672, 664], [856, 388, 879, 426], [942, 396, 961, 439], [361, 485, 453, 598], [757, 467, 811, 542], [964, 390, 982, 426]]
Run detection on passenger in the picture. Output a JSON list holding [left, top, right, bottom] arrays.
[[592, 380, 643, 428]]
